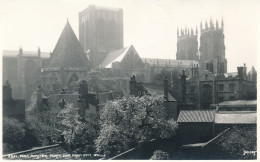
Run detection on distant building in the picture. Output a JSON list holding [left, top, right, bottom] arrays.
[[176, 27, 199, 60], [186, 64, 256, 109], [199, 18, 227, 74], [2, 49, 49, 106], [3, 81, 25, 121], [79, 5, 124, 68]]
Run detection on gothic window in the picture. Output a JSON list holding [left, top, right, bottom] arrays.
[[68, 74, 79, 87], [97, 18, 105, 48], [201, 84, 212, 102]]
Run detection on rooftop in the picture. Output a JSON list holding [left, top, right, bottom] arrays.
[[214, 111, 256, 124], [47, 21, 89, 68], [177, 110, 215, 123]]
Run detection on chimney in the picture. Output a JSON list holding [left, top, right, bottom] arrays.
[[3, 80, 12, 102], [130, 75, 137, 95], [164, 78, 169, 101], [237, 67, 244, 79], [181, 70, 186, 103]]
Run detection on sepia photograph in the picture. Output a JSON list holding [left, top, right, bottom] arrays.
[[1, 0, 258, 160]]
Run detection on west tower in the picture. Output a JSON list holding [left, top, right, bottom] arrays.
[[79, 5, 124, 68], [199, 18, 227, 74], [176, 27, 199, 61]]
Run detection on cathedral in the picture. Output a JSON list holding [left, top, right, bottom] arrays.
[[176, 18, 227, 74]]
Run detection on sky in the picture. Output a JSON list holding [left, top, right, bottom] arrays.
[[0, 0, 259, 73]]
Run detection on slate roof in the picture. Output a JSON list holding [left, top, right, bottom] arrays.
[[48, 21, 89, 68], [177, 110, 215, 123], [214, 112, 256, 124], [100, 47, 128, 68]]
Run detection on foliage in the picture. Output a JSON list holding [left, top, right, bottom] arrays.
[[95, 95, 178, 157], [58, 104, 100, 154], [150, 150, 170, 160], [3, 117, 26, 154], [216, 126, 256, 159], [42, 80, 62, 96], [25, 111, 63, 146]]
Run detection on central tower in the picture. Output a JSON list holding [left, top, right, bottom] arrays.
[[79, 5, 124, 68]]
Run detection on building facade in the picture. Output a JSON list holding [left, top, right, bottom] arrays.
[[186, 64, 256, 109], [3, 49, 49, 107]]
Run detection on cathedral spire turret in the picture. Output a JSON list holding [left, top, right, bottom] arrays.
[[200, 21, 203, 32], [210, 17, 214, 29], [177, 27, 179, 38], [196, 26, 198, 35], [37, 47, 41, 57], [221, 17, 224, 30], [205, 20, 208, 30], [216, 20, 219, 29]]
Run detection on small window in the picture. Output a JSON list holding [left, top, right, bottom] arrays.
[[218, 84, 224, 91], [229, 84, 235, 91]]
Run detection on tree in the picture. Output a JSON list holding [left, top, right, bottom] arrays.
[[25, 111, 63, 146], [150, 150, 170, 160], [58, 104, 100, 154], [95, 95, 178, 157], [216, 126, 256, 159], [3, 117, 26, 154]]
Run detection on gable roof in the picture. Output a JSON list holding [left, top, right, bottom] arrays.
[[47, 21, 89, 68], [99, 47, 128, 68], [177, 110, 215, 123]]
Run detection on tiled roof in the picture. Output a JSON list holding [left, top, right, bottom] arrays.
[[48, 21, 89, 68], [177, 110, 215, 123], [100, 47, 128, 68], [214, 112, 256, 124]]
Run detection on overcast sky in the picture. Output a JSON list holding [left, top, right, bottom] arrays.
[[0, 0, 259, 72]]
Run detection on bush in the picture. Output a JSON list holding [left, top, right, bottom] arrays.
[[95, 95, 178, 157], [150, 150, 170, 160], [3, 117, 26, 154]]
